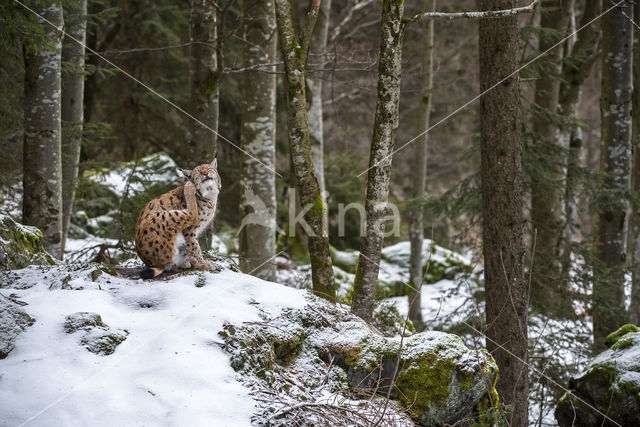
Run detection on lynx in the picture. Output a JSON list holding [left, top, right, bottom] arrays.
[[135, 158, 221, 279]]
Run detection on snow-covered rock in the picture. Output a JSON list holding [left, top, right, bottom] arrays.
[[0, 215, 56, 270], [555, 324, 640, 426], [221, 294, 498, 427], [380, 239, 473, 286], [64, 312, 128, 355], [0, 293, 35, 358]]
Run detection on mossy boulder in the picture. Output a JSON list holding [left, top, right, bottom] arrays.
[[0, 215, 56, 270], [555, 325, 640, 426], [64, 312, 128, 356], [0, 294, 35, 358], [220, 294, 497, 426], [74, 153, 183, 240]]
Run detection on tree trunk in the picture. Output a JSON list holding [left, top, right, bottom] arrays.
[[351, 0, 404, 323], [529, 0, 573, 314], [561, 0, 602, 277], [275, 0, 336, 301], [408, 0, 436, 332], [22, 2, 64, 260], [478, 0, 528, 424], [631, 2, 640, 325], [61, 0, 88, 255], [188, 0, 219, 166], [594, 1, 633, 351], [239, 0, 278, 281], [307, 0, 331, 196]]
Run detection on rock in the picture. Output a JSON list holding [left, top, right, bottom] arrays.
[[555, 325, 640, 426], [221, 295, 497, 426], [0, 215, 56, 270], [0, 294, 35, 358], [64, 312, 128, 356]]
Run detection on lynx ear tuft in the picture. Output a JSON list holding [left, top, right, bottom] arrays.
[[211, 155, 217, 168], [181, 169, 192, 179]]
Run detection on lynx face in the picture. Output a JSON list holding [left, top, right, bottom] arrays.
[[183, 160, 221, 201]]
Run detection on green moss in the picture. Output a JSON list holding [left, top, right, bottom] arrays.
[[292, 38, 303, 58], [605, 324, 639, 347], [395, 354, 456, 414], [194, 273, 206, 288], [611, 333, 636, 350], [91, 269, 103, 281]]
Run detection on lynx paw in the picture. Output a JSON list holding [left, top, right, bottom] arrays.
[[192, 260, 214, 271]]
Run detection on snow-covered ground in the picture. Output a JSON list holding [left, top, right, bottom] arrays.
[[0, 267, 308, 426], [0, 230, 599, 427]]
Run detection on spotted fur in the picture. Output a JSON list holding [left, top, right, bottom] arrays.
[[135, 158, 221, 279]]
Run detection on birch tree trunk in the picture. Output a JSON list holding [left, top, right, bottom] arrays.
[[529, 0, 573, 314], [478, 0, 528, 423], [631, 2, 640, 325], [239, 0, 278, 281], [23, 2, 64, 260], [61, 0, 87, 255], [594, 1, 633, 351], [275, 0, 336, 301], [408, 0, 436, 332], [307, 0, 330, 196], [351, 0, 404, 323], [188, 0, 219, 166]]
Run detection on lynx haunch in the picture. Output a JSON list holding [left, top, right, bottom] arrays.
[[135, 158, 221, 279]]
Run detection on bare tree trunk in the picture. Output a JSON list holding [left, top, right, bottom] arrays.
[[351, 0, 404, 323], [307, 0, 330, 196], [594, 1, 633, 351], [631, 2, 640, 325], [529, 0, 573, 314], [478, 0, 528, 424], [61, 0, 87, 255], [188, 0, 219, 166], [561, 0, 602, 275], [408, 0, 436, 332], [239, 0, 278, 281], [275, 0, 336, 301], [23, 2, 64, 260]]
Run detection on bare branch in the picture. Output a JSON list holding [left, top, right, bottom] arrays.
[[300, 0, 323, 60], [407, 0, 538, 24], [329, 0, 376, 44]]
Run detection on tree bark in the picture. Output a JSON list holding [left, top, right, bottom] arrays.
[[408, 0, 436, 332], [61, 0, 88, 255], [275, 0, 336, 301], [188, 0, 219, 166], [478, 0, 528, 424], [529, 0, 573, 314], [561, 0, 602, 276], [307, 0, 331, 196], [23, 2, 64, 260], [239, 0, 278, 281], [631, 1, 640, 325], [351, 0, 404, 323], [594, 0, 633, 351]]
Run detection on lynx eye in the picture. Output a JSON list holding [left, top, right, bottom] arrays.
[[202, 176, 212, 182]]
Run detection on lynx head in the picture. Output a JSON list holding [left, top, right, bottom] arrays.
[[181, 156, 221, 200]]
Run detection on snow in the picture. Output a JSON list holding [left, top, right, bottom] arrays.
[[0, 267, 308, 426]]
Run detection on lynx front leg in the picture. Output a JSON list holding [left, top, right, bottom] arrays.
[[183, 231, 214, 271]]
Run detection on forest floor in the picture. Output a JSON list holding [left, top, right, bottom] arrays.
[[0, 234, 597, 426]]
